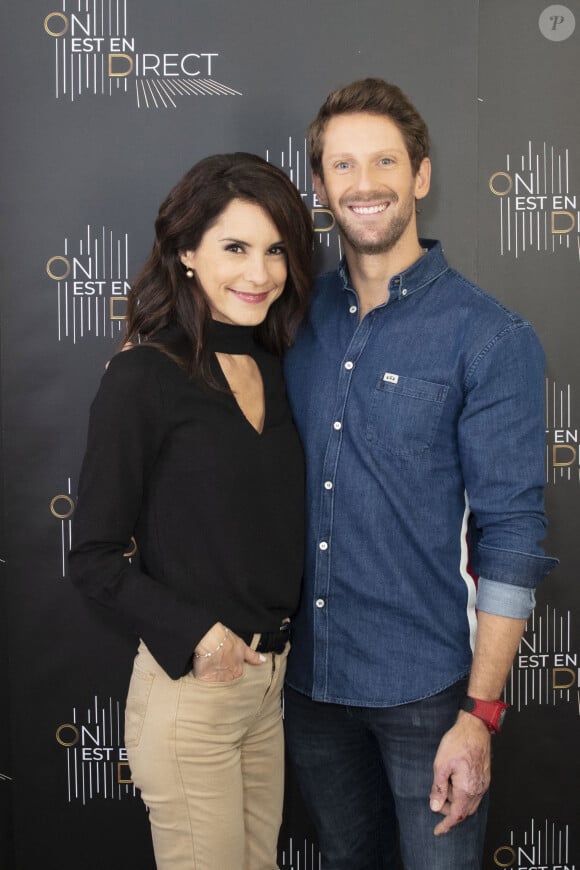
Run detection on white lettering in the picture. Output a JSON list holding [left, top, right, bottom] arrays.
[[70, 13, 91, 36]]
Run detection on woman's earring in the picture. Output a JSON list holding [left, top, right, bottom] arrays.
[[185, 268, 194, 279]]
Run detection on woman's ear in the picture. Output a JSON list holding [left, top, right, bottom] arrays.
[[179, 250, 194, 269]]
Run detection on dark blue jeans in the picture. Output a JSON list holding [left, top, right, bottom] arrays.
[[284, 680, 488, 870]]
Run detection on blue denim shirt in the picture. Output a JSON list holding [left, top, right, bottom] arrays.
[[284, 240, 557, 707]]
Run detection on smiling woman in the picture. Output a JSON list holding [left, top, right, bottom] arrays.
[[178, 199, 288, 327], [69, 153, 314, 870]]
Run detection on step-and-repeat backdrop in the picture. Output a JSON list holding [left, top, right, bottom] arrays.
[[1, 1, 578, 867]]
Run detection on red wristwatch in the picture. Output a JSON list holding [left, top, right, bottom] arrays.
[[460, 696, 509, 733]]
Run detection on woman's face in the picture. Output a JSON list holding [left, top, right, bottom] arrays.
[[179, 198, 288, 326]]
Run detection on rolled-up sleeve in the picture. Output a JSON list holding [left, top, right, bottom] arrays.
[[476, 576, 536, 619], [458, 320, 558, 588]]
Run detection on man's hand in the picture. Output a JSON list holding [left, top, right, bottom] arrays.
[[429, 711, 491, 835], [428, 611, 526, 834], [193, 622, 266, 682]]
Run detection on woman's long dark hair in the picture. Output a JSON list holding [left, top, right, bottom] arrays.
[[124, 153, 314, 384]]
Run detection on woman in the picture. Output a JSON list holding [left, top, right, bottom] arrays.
[[69, 153, 313, 870]]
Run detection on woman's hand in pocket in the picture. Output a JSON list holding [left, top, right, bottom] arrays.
[[193, 623, 266, 682]]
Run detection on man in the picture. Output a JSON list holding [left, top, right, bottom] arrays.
[[283, 78, 557, 870]]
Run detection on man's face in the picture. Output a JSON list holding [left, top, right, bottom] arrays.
[[313, 112, 430, 256]]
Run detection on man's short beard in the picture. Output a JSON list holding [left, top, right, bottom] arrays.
[[337, 212, 412, 255]]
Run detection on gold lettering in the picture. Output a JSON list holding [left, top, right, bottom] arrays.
[[493, 845, 516, 867], [489, 172, 513, 196], [46, 255, 71, 281], [552, 667, 576, 689], [552, 444, 576, 467], [56, 723, 80, 747], [312, 208, 336, 233], [44, 12, 69, 37], [117, 762, 133, 784], [123, 537, 138, 558], [108, 52, 134, 77], [110, 296, 128, 320], [50, 494, 75, 520], [551, 210, 576, 234]]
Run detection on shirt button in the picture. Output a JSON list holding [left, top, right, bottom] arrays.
[[324, 481, 333, 490], [315, 598, 325, 608], [401, 288, 408, 296], [319, 541, 328, 551], [344, 361, 354, 370], [333, 421, 342, 430], [349, 305, 357, 314]]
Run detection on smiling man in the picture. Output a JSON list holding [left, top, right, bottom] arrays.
[[283, 79, 557, 870]]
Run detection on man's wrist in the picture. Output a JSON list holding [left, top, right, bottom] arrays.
[[460, 696, 509, 733]]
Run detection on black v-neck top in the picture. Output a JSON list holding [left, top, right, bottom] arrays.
[[69, 322, 305, 679]]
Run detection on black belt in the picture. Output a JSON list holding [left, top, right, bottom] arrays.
[[239, 621, 291, 654]]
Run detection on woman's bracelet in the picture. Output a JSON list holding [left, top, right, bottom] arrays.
[[194, 627, 230, 660]]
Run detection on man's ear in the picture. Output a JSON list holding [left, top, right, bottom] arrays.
[[414, 158, 431, 201], [312, 172, 328, 208]]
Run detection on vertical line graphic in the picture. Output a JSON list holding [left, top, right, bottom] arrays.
[[507, 607, 577, 712], [50, 225, 129, 342], [494, 142, 577, 259], [545, 378, 578, 484], [61, 696, 137, 802], [501, 821, 571, 865], [264, 136, 341, 259]]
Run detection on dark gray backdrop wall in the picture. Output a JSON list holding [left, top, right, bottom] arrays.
[[0, 1, 577, 868]]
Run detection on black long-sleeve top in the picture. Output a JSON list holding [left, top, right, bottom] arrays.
[[69, 321, 305, 679]]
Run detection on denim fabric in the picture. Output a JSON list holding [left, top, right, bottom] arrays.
[[284, 240, 557, 706], [284, 682, 488, 870], [476, 576, 535, 619]]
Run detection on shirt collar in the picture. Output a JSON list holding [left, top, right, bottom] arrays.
[[338, 238, 449, 303]]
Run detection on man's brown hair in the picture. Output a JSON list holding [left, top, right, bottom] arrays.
[[308, 78, 430, 178]]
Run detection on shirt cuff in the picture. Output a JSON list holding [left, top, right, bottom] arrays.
[[474, 544, 558, 588], [476, 576, 536, 620]]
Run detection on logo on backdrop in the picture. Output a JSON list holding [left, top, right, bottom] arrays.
[[50, 479, 75, 579], [50, 477, 137, 579], [43, 2, 241, 108], [545, 378, 580, 485], [488, 142, 580, 262], [492, 819, 575, 869], [507, 605, 579, 715], [539, 5, 576, 41], [279, 837, 321, 870], [265, 136, 342, 261], [56, 696, 136, 802], [45, 224, 130, 342]]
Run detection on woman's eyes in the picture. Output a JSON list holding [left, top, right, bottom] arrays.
[[223, 243, 286, 256]]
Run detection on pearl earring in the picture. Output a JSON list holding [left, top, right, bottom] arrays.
[[185, 268, 194, 279]]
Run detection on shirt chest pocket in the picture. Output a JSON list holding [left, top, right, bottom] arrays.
[[365, 373, 449, 458]]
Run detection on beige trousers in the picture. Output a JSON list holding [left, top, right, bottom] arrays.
[[125, 640, 288, 870]]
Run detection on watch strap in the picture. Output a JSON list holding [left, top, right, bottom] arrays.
[[460, 696, 509, 733]]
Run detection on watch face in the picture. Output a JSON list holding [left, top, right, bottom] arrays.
[[497, 707, 508, 729]]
